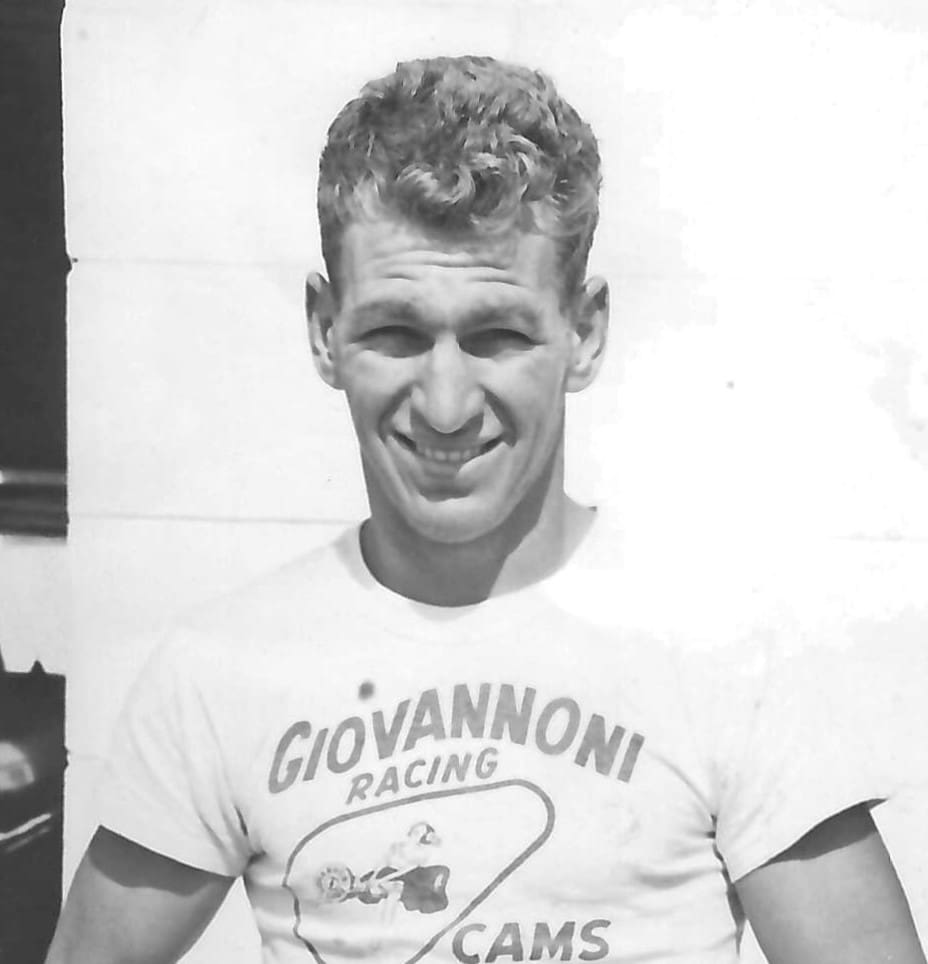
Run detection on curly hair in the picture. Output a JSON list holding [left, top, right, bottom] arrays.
[[318, 55, 601, 300]]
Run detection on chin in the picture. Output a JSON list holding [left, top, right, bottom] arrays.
[[403, 497, 512, 546]]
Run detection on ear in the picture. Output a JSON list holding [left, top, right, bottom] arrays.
[[306, 272, 341, 389], [566, 276, 609, 393]]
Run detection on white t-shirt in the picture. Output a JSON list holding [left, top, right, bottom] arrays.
[[99, 513, 886, 963]]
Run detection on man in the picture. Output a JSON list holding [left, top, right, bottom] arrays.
[[47, 56, 924, 964]]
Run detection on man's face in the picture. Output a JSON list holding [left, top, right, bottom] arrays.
[[312, 215, 603, 544]]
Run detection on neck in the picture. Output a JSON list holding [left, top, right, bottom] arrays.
[[360, 452, 596, 606]]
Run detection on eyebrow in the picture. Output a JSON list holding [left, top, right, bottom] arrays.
[[461, 306, 541, 330], [347, 300, 423, 327], [349, 300, 541, 327]]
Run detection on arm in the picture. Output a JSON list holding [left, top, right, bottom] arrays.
[[45, 827, 234, 964], [736, 804, 926, 964]]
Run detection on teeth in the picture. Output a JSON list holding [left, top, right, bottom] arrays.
[[417, 445, 480, 463], [394, 434, 500, 464]]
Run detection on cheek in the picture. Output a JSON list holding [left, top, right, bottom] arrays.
[[496, 355, 570, 420], [341, 359, 408, 424]]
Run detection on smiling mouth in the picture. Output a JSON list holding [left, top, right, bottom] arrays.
[[393, 432, 502, 465]]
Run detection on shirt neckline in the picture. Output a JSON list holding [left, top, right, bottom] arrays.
[[331, 508, 604, 642]]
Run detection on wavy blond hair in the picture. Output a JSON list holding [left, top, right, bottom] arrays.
[[318, 55, 601, 300]]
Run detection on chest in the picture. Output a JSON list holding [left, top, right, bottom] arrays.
[[238, 669, 722, 910]]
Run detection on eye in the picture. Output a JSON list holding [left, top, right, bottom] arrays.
[[461, 328, 536, 358], [361, 326, 431, 358]]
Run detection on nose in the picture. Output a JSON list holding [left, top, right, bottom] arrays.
[[411, 337, 484, 435]]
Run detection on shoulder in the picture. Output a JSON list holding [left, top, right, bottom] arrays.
[[550, 511, 785, 654], [195, 524, 361, 629], [144, 524, 367, 684]]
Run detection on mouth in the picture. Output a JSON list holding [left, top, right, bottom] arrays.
[[392, 432, 502, 465]]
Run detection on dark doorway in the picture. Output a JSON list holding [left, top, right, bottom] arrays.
[[0, 0, 68, 538]]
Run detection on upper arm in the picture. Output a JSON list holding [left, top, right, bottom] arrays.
[[46, 827, 234, 964], [735, 804, 926, 964]]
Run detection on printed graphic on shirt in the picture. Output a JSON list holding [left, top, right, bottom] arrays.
[[268, 683, 647, 798], [315, 821, 449, 913], [284, 780, 554, 964]]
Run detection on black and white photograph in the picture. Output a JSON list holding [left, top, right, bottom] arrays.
[[2, 1, 927, 962]]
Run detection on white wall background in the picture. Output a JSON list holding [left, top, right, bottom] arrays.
[[3, 0, 926, 960]]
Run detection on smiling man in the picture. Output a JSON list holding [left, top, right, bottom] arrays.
[[308, 214, 605, 604], [46, 56, 925, 964]]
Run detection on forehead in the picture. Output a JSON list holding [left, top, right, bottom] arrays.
[[335, 217, 564, 315]]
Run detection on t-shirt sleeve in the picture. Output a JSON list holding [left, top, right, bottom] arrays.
[[96, 632, 251, 877], [699, 639, 894, 883]]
